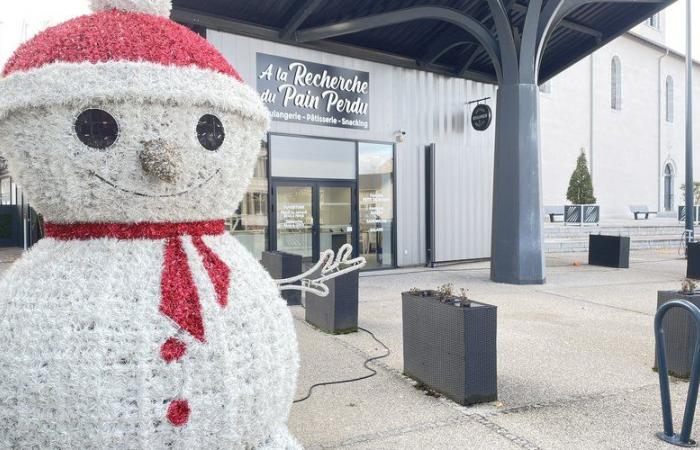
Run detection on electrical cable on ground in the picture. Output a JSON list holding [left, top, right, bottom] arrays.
[[293, 326, 390, 403]]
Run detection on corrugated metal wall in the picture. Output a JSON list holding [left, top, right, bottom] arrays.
[[208, 30, 496, 266], [432, 80, 496, 262]]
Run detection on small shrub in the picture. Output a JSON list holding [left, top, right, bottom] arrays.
[[566, 149, 596, 205]]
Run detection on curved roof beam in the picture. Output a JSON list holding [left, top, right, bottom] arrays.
[[511, 3, 602, 39], [536, 0, 665, 72], [519, 0, 544, 84], [280, 0, 324, 40], [294, 6, 504, 82], [421, 40, 474, 66], [484, 0, 520, 84]]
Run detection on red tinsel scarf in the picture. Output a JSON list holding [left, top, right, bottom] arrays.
[[45, 220, 230, 343]]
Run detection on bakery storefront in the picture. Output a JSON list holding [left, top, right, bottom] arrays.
[[227, 54, 395, 270], [209, 27, 496, 270]]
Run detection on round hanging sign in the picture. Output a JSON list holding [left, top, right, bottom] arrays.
[[471, 104, 492, 131]]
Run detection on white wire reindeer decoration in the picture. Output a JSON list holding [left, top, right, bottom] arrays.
[[275, 244, 366, 297]]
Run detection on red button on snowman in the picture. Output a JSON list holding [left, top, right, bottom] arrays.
[[0, 0, 301, 448]]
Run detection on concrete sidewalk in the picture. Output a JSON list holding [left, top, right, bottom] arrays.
[[0, 247, 22, 270], [290, 249, 697, 449], [0, 246, 694, 448]]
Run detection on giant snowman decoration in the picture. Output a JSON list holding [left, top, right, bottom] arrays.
[[0, 0, 302, 448]]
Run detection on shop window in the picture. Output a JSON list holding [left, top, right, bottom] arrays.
[[270, 135, 356, 179], [228, 141, 269, 259], [611, 56, 622, 110], [359, 142, 394, 269], [666, 75, 674, 123], [0, 177, 12, 205]]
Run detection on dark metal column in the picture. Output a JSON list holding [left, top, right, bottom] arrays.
[[490, 83, 545, 283], [488, 0, 545, 284]]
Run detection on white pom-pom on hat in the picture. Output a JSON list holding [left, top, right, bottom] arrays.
[[89, 0, 172, 17]]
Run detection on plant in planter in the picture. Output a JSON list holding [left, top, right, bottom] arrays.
[[434, 283, 472, 307], [681, 278, 697, 294], [402, 285, 497, 406], [565, 149, 599, 225], [655, 278, 700, 378]]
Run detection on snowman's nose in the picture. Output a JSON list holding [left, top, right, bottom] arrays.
[[139, 139, 183, 183]]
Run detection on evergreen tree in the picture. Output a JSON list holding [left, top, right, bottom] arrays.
[[566, 150, 596, 204]]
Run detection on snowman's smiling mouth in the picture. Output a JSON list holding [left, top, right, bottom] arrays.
[[90, 170, 221, 198]]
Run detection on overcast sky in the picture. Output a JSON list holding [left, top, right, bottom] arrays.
[[0, 0, 697, 68]]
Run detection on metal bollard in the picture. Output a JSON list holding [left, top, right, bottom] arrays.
[[655, 300, 700, 447]]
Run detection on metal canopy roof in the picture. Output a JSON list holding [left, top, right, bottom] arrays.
[[172, 0, 674, 84]]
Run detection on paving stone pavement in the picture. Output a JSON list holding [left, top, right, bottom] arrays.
[[289, 249, 700, 449], [1, 246, 696, 448]]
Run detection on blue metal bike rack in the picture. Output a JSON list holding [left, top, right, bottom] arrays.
[[655, 300, 700, 447]]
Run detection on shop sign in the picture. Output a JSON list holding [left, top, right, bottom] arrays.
[[471, 104, 492, 131], [256, 53, 370, 130]]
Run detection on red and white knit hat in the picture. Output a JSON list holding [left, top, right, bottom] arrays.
[[0, 0, 268, 128]]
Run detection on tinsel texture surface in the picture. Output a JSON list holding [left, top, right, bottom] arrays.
[[0, 0, 300, 446], [0, 234, 302, 448], [2, 9, 241, 79]]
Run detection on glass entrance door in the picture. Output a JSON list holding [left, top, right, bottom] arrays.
[[272, 181, 357, 266], [319, 186, 353, 256], [275, 185, 314, 265]]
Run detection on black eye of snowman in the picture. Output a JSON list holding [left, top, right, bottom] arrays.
[[196, 114, 225, 151], [74, 109, 119, 149]]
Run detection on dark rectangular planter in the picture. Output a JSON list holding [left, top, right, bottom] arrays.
[[655, 291, 700, 379], [305, 270, 359, 334], [261, 251, 302, 306], [331, 233, 349, 254], [687, 242, 700, 280], [402, 291, 497, 405], [588, 234, 630, 268]]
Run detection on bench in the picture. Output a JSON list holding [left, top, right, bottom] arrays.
[[629, 204, 657, 220], [544, 205, 564, 222]]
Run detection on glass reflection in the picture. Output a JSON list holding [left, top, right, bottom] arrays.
[[359, 142, 394, 269], [319, 186, 352, 255], [228, 142, 269, 259]]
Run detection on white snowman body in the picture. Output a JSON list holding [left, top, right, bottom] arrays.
[[0, 1, 301, 448], [0, 235, 299, 449]]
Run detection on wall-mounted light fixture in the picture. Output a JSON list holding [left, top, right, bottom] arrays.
[[394, 130, 406, 143]]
